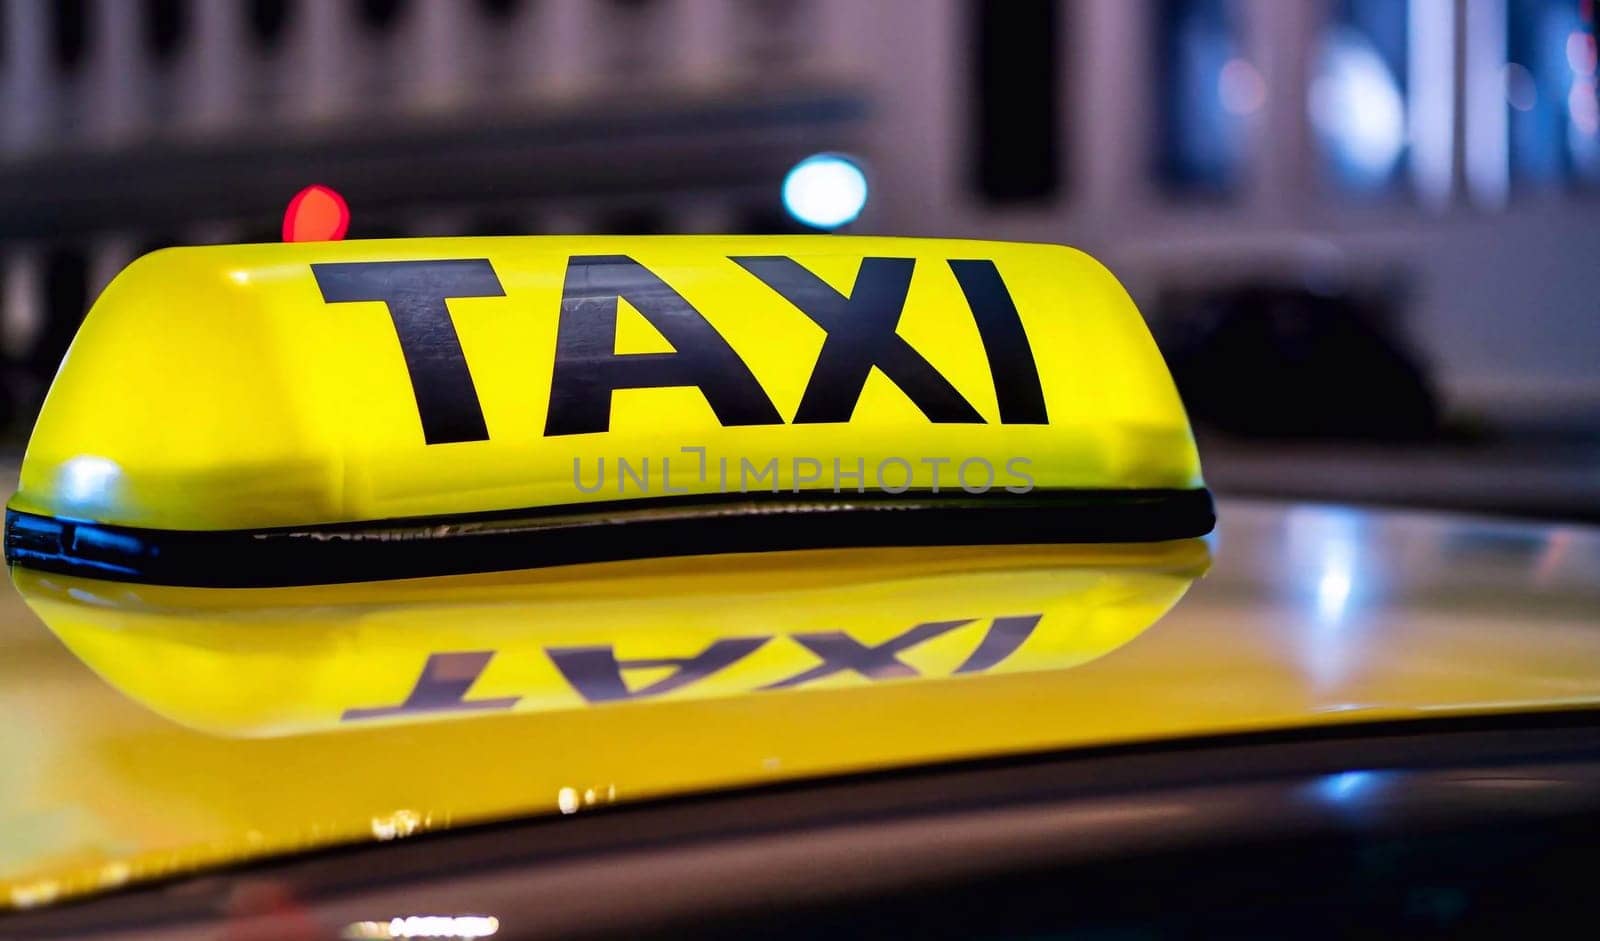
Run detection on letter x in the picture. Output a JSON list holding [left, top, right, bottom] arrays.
[[732, 256, 985, 424], [762, 619, 973, 690]]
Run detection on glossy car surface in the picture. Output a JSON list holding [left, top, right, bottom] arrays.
[[2, 497, 1596, 927]]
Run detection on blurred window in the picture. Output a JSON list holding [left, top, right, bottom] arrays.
[[50, 0, 90, 75], [142, 0, 188, 66], [355, 0, 407, 34], [1507, 0, 1600, 188], [601, 0, 669, 76], [734, 0, 811, 69], [968, 0, 1062, 205], [248, 0, 294, 52], [1310, 0, 1410, 195], [1153, 0, 1253, 196], [36, 247, 88, 375], [477, 0, 521, 19]]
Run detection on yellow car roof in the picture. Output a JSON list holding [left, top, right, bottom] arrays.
[[3, 500, 1599, 909]]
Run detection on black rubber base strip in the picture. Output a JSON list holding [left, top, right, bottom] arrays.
[[4, 488, 1215, 588]]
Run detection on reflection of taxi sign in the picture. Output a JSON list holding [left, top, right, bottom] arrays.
[[4, 236, 1210, 586], [17, 541, 1208, 736]]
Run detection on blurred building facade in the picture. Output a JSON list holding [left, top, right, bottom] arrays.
[[0, 0, 1595, 437]]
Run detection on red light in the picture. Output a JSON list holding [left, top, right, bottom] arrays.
[[282, 184, 350, 242]]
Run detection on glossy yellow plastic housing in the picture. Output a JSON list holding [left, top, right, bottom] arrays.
[[10, 237, 1201, 534]]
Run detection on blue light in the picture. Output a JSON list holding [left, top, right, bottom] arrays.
[[1287, 506, 1364, 628], [782, 154, 868, 230], [1317, 553, 1354, 625], [1316, 770, 1380, 804], [1310, 27, 1407, 189]]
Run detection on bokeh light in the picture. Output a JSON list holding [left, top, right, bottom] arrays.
[[782, 154, 869, 230]]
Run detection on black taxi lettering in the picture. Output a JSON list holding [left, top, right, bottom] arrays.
[[342, 614, 1042, 721], [545, 635, 770, 704], [342, 650, 518, 720], [761, 618, 973, 690], [953, 613, 1043, 673], [318, 255, 1045, 443], [948, 260, 1049, 425], [732, 257, 984, 424], [313, 259, 503, 444], [544, 255, 784, 436]]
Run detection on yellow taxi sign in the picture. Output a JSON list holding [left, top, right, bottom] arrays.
[[5, 236, 1209, 585]]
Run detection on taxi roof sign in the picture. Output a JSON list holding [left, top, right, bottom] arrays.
[[4, 236, 1211, 586]]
